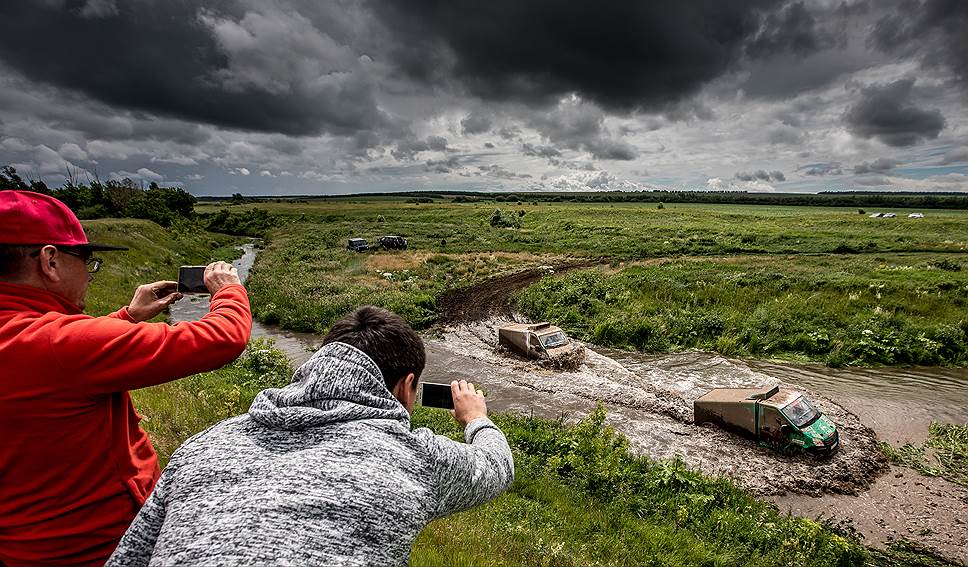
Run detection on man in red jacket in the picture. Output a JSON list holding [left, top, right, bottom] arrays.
[[0, 191, 253, 566]]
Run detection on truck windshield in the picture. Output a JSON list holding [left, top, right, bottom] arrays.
[[541, 332, 568, 348], [781, 397, 820, 428]]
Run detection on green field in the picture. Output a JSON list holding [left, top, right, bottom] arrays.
[[75, 216, 960, 565], [208, 199, 968, 366]]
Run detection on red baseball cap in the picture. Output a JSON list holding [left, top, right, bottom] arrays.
[[0, 190, 127, 251]]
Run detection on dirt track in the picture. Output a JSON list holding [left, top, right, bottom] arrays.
[[436, 261, 597, 324]]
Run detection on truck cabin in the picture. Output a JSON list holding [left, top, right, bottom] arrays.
[[347, 238, 368, 252]]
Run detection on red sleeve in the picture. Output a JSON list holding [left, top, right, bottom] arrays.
[[49, 284, 252, 395], [105, 307, 137, 322]]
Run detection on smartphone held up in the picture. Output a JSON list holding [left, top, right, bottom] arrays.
[[177, 266, 208, 294], [419, 382, 455, 409]]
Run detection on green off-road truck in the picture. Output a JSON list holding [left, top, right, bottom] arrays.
[[694, 385, 839, 455]]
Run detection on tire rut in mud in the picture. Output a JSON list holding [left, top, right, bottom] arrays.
[[436, 261, 598, 324]]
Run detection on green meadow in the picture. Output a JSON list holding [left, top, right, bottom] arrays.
[[207, 198, 968, 366], [76, 215, 962, 565]]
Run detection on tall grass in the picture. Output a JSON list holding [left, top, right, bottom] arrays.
[[411, 404, 868, 566], [516, 255, 968, 366]]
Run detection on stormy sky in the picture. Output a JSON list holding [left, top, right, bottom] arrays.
[[1, 0, 966, 195]]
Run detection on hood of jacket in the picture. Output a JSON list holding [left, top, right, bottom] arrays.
[[248, 341, 410, 431]]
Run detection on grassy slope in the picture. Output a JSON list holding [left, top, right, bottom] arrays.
[[229, 200, 968, 365]]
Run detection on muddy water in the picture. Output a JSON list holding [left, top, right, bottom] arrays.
[[603, 350, 968, 446], [170, 244, 968, 559]]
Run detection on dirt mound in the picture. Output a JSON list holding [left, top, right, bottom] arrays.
[[423, 318, 886, 497], [436, 261, 596, 324]]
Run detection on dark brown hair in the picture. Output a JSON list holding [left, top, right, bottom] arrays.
[[0, 246, 32, 279], [322, 305, 425, 391]]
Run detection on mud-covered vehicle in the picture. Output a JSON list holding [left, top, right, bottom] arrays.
[[694, 385, 839, 455], [347, 238, 369, 252], [497, 322, 586, 370], [378, 235, 408, 250]]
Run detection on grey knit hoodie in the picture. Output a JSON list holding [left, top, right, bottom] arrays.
[[106, 342, 514, 566]]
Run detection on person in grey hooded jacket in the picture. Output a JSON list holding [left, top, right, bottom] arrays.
[[106, 305, 514, 566]]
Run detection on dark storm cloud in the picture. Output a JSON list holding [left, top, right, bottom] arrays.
[[0, 1, 391, 137], [368, 0, 780, 112], [870, 0, 968, 89], [735, 170, 785, 182], [853, 157, 898, 174], [845, 79, 945, 147], [745, 2, 826, 58]]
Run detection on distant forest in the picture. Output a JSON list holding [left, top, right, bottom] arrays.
[[226, 189, 968, 209]]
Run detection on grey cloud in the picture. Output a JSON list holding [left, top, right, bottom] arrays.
[[767, 124, 805, 145], [736, 169, 785, 182], [853, 157, 898, 174], [529, 100, 638, 160], [425, 155, 461, 173], [939, 147, 968, 165], [844, 78, 945, 147], [869, 1, 968, 89], [745, 2, 826, 58], [392, 136, 448, 160], [522, 143, 561, 158], [802, 162, 842, 176], [460, 111, 492, 135], [478, 164, 531, 179], [426, 135, 448, 151]]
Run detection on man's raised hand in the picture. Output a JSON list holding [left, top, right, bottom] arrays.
[[126, 281, 182, 322], [204, 261, 241, 294], [450, 379, 488, 428]]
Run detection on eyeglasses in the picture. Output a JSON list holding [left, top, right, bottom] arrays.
[[62, 250, 103, 274], [30, 247, 103, 274]]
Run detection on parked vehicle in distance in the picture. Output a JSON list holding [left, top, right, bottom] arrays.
[[694, 385, 839, 455], [379, 235, 408, 250], [347, 238, 369, 252], [497, 322, 586, 369], [908, 212, 925, 218]]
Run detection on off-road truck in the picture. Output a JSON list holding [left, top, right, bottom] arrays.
[[378, 235, 408, 250], [347, 238, 369, 252], [694, 385, 839, 455], [497, 322, 586, 369]]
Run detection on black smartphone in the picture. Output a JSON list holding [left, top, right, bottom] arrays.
[[420, 382, 454, 409], [177, 266, 208, 293]]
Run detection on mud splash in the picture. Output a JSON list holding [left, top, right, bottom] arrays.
[[423, 318, 884, 496]]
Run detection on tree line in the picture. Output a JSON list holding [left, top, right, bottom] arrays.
[[1, 166, 195, 227]]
